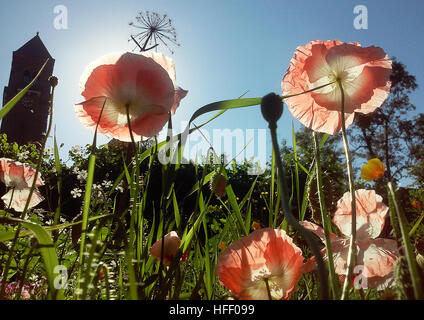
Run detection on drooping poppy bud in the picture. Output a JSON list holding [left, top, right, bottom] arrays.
[[260, 92, 283, 124], [210, 172, 227, 198]]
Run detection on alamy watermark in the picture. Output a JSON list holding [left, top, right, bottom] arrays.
[[353, 5, 368, 30], [53, 265, 68, 289], [53, 5, 68, 30], [156, 122, 267, 175]]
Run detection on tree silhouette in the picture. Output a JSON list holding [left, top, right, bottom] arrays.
[[349, 58, 420, 183]]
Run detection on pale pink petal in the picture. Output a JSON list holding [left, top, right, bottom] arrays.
[[282, 40, 391, 135], [149, 231, 181, 266], [0, 158, 43, 189], [216, 228, 304, 300], [75, 97, 169, 142], [300, 220, 340, 243], [171, 86, 188, 114], [142, 51, 177, 82], [1, 188, 44, 212], [357, 238, 398, 278], [333, 189, 388, 240], [76, 52, 180, 142], [79, 52, 123, 98], [301, 238, 351, 275]]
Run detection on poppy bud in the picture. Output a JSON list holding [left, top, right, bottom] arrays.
[[210, 172, 227, 198], [260, 93, 283, 124], [251, 221, 261, 230], [48, 75, 59, 88]]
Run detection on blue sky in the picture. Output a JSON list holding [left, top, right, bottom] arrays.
[[0, 0, 423, 179]]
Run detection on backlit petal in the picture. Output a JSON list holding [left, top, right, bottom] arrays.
[[216, 228, 304, 300]]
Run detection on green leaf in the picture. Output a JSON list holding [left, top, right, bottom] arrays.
[[0, 213, 112, 242], [172, 191, 181, 229], [409, 214, 424, 237], [225, 184, 248, 236], [0, 59, 49, 119]]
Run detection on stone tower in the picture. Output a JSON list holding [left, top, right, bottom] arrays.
[[1, 33, 55, 146]]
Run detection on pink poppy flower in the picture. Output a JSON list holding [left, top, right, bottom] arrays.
[[216, 228, 304, 300], [149, 231, 184, 266], [301, 189, 398, 290], [282, 40, 392, 135], [75, 52, 187, 142], [0, 158, 44, 212]]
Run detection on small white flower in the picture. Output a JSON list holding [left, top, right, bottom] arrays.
[[101, 180, 113, 189], [116, 181, 125, 193], [71, 188, 82, 198], [17, 150, 30, 161], [77, 170, 88, 182]]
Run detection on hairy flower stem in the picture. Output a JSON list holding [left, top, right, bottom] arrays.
[[313, 131, 341, 299], [124, 103, 140, 300], [388, 182, 424, 300], [0, 80, 57, 299], [268, 122, 329, 299], [338, 80, 357, 300]]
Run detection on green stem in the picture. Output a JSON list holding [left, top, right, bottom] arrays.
[[268, 122, 329, 299], [312, 131, 341, 299], [338, 80, 357, 300]]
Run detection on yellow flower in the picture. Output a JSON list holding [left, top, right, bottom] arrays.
[[361, 158, 385, 182]]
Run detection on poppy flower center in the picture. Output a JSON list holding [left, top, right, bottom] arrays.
[[246, 266, 292, 300]]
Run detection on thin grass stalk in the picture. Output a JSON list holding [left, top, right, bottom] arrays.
[[313, 131, 341, 299], [292, 121, 301, 219], [338, 80, 358, 300]]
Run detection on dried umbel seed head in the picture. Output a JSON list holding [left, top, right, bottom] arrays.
[[260, 93, 283, 124], [48, 75, 59, 88], [210, 172, 227, 198]]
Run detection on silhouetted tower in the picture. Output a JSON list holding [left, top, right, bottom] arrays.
[[1, 33, 55, 146]]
